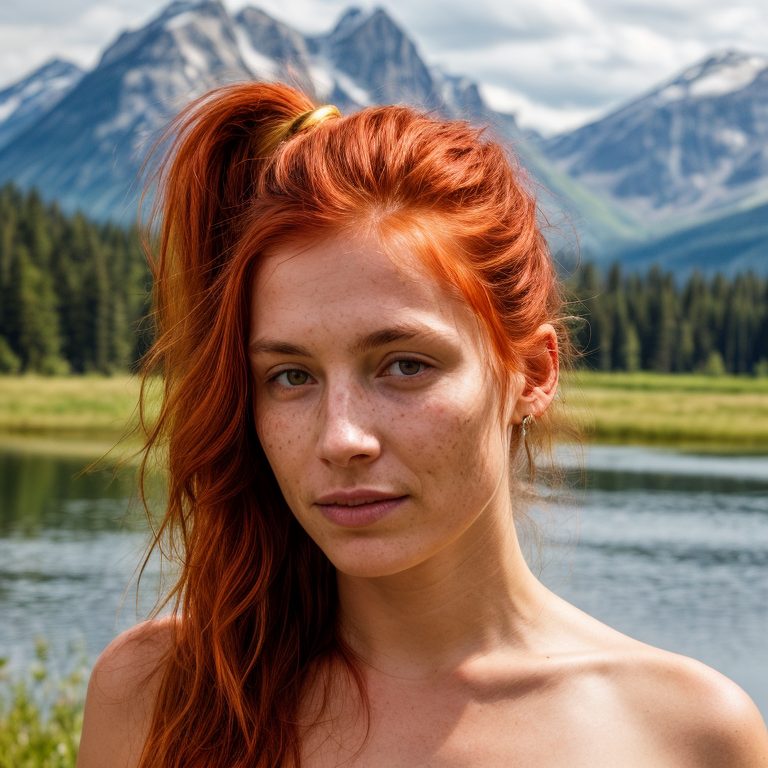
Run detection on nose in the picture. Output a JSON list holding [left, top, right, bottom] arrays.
[[314, 381, 381, 467]]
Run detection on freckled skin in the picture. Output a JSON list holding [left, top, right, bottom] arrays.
[[250, 231, 515, 578]]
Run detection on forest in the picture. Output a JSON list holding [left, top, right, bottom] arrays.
[[0, 182, 766, 376]]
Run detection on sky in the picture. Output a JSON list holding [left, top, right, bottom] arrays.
[[1, 0, 768, 135]]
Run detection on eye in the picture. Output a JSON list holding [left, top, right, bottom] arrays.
[[384, 359, 430, 377], [272, 369, 311, 387]]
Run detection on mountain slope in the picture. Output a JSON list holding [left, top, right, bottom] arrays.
[[234, 6, 315, 89], [541, 50, 768, 224], [0, 0, 636, 251], [0, 59, 83, 150], [615, 201, 768, 278], [0, 0, 252, 220], [307, 7, 434, 109]]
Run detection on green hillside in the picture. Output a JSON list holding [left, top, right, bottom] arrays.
[[615, 200, 768, 277]]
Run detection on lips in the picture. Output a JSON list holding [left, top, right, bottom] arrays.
[[314, 489, 408, 528], [315, 489, 404, 506]]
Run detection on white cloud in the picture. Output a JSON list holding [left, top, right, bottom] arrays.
[[1, 0, 768, 134], [480, 83, 606, 135], [0, 2, 160, 79]]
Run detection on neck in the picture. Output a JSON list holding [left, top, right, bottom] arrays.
[[336, 496, 550, 679]]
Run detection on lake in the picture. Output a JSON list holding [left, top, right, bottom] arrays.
[[0, 442, 766, 716]]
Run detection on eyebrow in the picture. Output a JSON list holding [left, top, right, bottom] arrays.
[[248, 323, 450, 358]]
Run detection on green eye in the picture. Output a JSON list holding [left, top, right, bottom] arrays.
[[398, 360, 422, 375], [287, 370, 308, 385], [276, 370, 310, 386], [387, 360, 426, 376]]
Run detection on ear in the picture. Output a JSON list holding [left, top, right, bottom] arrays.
[[511, 323, 559, 424]]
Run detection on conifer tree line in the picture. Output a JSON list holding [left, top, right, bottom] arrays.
[[0, 182, 766, 375], [0, 183, 150, 374], [568, 262, 768, 375]]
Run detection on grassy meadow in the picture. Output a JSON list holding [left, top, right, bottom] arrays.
[[0, 371, 765, 454], [0, 375, 158, 460], [564, 371, 768, 451]]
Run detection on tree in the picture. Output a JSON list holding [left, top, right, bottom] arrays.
[[6, 244, 67, 373], [0, 183, 149, 374]]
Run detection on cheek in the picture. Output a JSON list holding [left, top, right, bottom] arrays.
[[254, 400, 308, 500], [400, 386, 505, 494]]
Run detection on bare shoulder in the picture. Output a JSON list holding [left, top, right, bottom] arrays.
[[547, 597, 768, 765], [76, 616, 175, 768], [614, 643, 768, 766]]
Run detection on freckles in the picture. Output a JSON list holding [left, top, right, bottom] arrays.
[[258, 411, 300, 460]]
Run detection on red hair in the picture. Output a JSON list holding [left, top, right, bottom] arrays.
[[137, 81, 566, 768]]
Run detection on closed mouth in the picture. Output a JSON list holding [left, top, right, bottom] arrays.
[[314, 493, 408, 528], [315, 492, 407, 507]]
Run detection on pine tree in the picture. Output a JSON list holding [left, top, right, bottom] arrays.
[[0, 183, 149, 374], [649, 271, 678, 373], [6, 244, 67, 373]]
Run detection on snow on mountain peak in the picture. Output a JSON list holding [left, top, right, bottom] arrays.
[[161, 0, 224, 18], [541, 47, 768, 225], [0, 59, 84, 147], [328, 7, 368, 39], [234, 26, 279, 80], [658, 50, 768, 103]]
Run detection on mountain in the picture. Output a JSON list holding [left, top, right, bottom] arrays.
[[541, 50, 768, 226], [615, 200, 768, 278], [234, 4, 483, 114], [0, 1, 254, 220], [0, 0, 633, 253], [234, 6, 314, 88], [237, 5, 640, 253], [307, 7, 437, 109], [0, 59, 84, 150]]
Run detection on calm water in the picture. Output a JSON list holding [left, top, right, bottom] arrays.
[[0, 443, 766, 715]]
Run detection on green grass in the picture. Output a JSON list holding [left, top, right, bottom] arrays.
[[0, 375, 148, 437], [0, 372, 766, 453], [564, 371, 768, 450], [0, 640, 85, 768], [568, 370, 768, 394]]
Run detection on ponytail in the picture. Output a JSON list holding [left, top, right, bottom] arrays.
[[145, 83, 314, 357]]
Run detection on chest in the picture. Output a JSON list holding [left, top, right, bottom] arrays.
[[300, 681, 670, 768]]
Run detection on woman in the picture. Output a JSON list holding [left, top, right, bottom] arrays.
[[76, 82, 768, 768]]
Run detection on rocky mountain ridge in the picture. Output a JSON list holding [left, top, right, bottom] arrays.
[[0, 59, 84, 151], [0, 2, 766, 273], [542, 50, 768, 225], [0, 0, 631, 254]]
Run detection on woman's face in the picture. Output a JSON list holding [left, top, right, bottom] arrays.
[[249, 230, 525, 578]]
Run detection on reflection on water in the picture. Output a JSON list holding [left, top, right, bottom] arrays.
[[0, 448, 163, 678], [0, 443, 766, 717], [540, 445, 768, 716], [0, 450, 145, 536]]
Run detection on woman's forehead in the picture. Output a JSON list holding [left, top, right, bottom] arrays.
[[250, 231, 482, 347]]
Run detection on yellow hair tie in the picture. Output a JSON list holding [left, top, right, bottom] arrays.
[[259, 105, 341, 157], [285, 105, 341, 138]]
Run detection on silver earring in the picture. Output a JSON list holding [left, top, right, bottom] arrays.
[[521, 415, 535, 483], [522, 414, 534, 440]]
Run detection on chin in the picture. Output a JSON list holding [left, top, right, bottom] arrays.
[[320, 536, 432, 579]]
